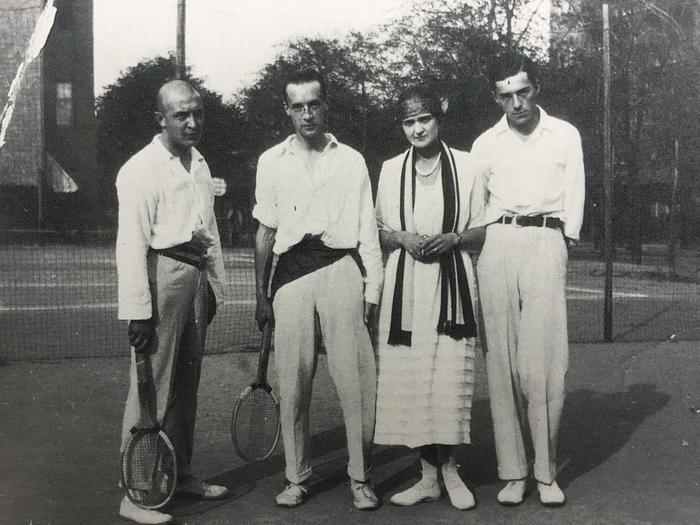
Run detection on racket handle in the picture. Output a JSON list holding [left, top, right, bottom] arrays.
[[136, 352, 149, 385], [255, 322, 273, 384]]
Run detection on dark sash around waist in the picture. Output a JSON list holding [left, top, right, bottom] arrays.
[[271, 236, 364, 299], [151, 241, 207, 270]]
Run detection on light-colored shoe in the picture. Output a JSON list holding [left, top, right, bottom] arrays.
[[538, 480, 565, 507], [175, 475, 229, 500], [441, 463, 475, 510], [276, 482, 309, 507], [351, 480, 381, 510], [119, 496, 174, 525], [389, 477, 442, 506], [497, 479, 526, 506]]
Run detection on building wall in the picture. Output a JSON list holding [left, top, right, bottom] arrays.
[[0, 0, 96, 228], [0, 0, 44, 189], [43, 0, 96, 216]]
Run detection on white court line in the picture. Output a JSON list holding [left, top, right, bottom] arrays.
[[0, 298, 256, 312], [567, 286, 649, 298], [0, 281, 256, 288]]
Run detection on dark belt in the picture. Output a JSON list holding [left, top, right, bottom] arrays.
[[498, 215, 562, 230], [151, 242, 207, 270], [270, 235, 363, 299]]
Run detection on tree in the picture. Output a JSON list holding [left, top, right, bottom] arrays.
[[549, 0, 700, 259], [95, 54, 247, 222]]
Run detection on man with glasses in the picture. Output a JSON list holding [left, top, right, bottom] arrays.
[[253, 69, 383, 510], [470, 51, 585, 508]]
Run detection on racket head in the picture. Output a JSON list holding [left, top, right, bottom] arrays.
[[230, 384, 281, 462], [121, 427, 177, 509]]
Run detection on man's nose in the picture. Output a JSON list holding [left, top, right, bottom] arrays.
[[511, 94, 522, 109], [185, 114, 197, 127]]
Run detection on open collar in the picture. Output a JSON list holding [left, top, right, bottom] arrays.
[[494, 105, 553, 139], [152, 134, 205, 166], [277, 133, 339, 157]]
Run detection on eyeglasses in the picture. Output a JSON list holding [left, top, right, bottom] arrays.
[[288, 101, 323, 115]]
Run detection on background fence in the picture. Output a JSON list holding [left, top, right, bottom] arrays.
[[1, 232, 699, 361]]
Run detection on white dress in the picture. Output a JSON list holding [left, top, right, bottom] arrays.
[[373, 147, 480, 448]]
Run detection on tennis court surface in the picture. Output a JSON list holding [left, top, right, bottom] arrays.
[[1, 338, 699, 524]]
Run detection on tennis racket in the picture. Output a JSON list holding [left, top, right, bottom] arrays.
[[120, 348, 177, 509], [231, 322, 281, 462]]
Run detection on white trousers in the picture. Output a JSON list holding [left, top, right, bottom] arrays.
[[477, 223, 568, 484], [120, 253, 207, 479], [273, 255, 377, 484]]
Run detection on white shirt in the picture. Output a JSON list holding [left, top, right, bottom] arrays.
[[115, 135, 226, 320], [252, 134, 383, 304], [470, 107, 585, 240]]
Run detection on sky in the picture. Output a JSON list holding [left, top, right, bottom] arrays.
[[93, 0, 410, 99]]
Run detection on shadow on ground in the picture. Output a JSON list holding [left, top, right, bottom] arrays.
[[557, 382, 670, 487]]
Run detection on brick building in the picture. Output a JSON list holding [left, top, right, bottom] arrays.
[[0, 0, 95, 230]]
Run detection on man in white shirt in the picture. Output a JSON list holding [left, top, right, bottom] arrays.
[[471, 51, 585, 508], [116, 80, 228, 525], [253, 70, 383, 511]]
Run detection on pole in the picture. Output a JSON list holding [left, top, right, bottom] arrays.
[[176, 0, 186, 79], [603, 3, 614, 342], [668, 137, 680, 271]]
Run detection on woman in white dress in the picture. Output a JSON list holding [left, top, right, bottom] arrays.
[[374, 84, 485, 510]]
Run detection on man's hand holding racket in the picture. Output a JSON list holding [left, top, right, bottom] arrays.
[[128, 319, 155, 352], [255, 295, 275, 332]]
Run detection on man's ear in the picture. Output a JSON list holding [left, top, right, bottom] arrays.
[[154, 111, 164, 128]]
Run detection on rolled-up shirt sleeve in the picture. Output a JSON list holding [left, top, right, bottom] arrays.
[[468, 137, 490, 229], [252, 154, 278, 229], [115, 166, 156, 320], [358, 166, 383, 305], [563, 127, 585, 240]]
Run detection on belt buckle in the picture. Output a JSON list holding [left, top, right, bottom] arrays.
[[511, 215, 522, 228]]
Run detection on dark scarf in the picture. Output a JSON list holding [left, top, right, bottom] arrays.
[[387, 142, 477, 346]]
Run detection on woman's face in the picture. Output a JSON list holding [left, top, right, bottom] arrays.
[[401, 110, 440, 150]]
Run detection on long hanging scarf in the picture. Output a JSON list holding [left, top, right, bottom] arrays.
[[387, 142, 477, 346]]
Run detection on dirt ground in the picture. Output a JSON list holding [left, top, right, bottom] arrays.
[[1, 340, 699, 525]]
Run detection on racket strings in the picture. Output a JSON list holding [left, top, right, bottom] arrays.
[[234, 388, 280, 461], [123, 431, 176, 507]]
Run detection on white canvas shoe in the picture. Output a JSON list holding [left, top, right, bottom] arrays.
[[119, 496, 174, 525], [497, 479, 526, 506], [538, 480, 565, 507], [441, 463, 475, 510], [389, 477, 441, 506]]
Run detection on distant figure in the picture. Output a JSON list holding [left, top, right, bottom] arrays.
[[373, 83, 485, 511], [115, 80, 228, 525], [253, 69, 383, 510], [471, 50, 585, 507]]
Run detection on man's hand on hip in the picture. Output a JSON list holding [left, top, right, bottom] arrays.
[[128, 319, 155, 353]]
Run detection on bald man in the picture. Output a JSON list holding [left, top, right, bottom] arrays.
[[116, 80, 228, 525]]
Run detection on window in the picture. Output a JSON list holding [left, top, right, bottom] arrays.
[[56, 82, 73, 127]]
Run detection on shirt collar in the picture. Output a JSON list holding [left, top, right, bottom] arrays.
[[151, 134, 205, 165], [494, 105, 552, 137], [278, 133, 339, 156]]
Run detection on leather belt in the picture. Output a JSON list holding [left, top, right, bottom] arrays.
[[151, 242, 207, 270], [498, 215, 563, 230]]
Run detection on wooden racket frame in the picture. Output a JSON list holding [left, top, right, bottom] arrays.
[[120, 347, 178, 510], [231, 322, 281, 462]]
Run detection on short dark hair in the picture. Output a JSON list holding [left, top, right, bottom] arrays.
[[397, 83, 444, 121], [488, 50, 539, 89], [283, 69, 327, 104]]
